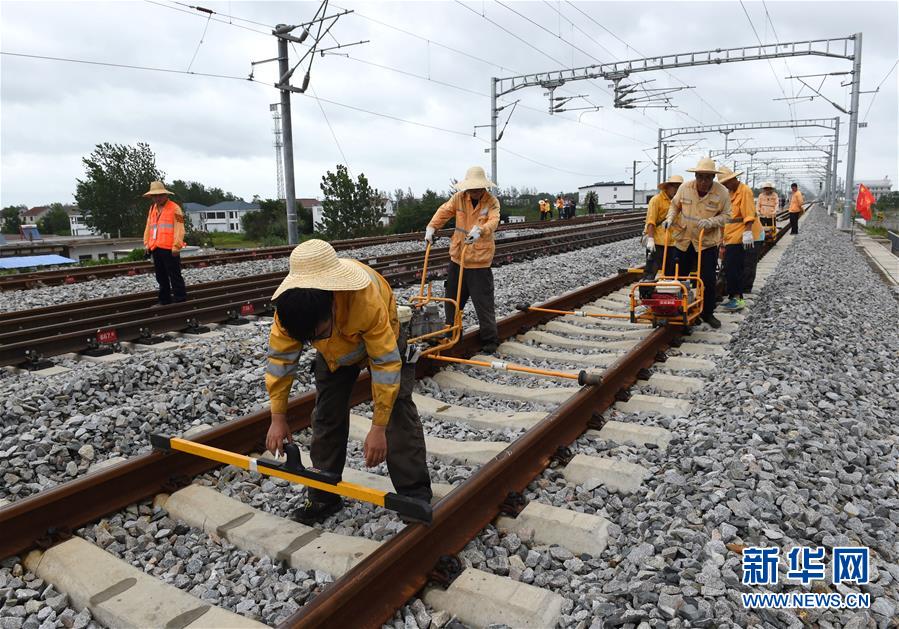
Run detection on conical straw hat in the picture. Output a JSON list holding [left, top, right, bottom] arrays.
[[716, 166, 744, 184], [657, 174, 684, 190], [454, 166, 496, 192], [686, 157, 721, 174], [142, 181, 174, 197], [271, 239, 371, 300]]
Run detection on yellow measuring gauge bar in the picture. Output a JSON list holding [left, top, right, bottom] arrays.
[[150, 434, 432, 523]]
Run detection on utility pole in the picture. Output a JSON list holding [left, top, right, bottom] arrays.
[[491, 78, 498, 186], [831, 117, 840, 214], [632, 160, 638, 212], [842, 33, 862, 229], [270, 104, 285, 202], [256, 3, 366, 244]]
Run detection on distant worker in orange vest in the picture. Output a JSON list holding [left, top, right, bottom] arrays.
[[788, 183, 804, 235], [756, 182, 779, 237], [142, 181, 187, 305]]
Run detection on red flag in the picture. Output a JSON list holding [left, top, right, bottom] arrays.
[[856, 183, 875, 220]]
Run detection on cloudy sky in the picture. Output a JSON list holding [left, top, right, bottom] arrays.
[[1, 0, 896, 207]]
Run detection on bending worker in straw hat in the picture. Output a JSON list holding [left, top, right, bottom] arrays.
[[717, 167, 758, 311], [425, 166, 501, 353], [142, 181, 187, 305], [643, 174, 683, 277], [662, 157, 732, 329], [264, 240, 431, 524]]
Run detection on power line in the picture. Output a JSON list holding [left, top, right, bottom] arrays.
[[143, 0, 271, 36], [186, 13, 212, 72], [0, 51, 257, 82], [738, 0, 797, 126], [862, 59, 898, 122]]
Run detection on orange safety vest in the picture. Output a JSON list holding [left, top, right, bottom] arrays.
[[145, 199, 181, 251]]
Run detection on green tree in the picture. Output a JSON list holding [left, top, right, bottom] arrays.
[[1, 205, 26, 234], [169, 180, 242, 206], [393, 189, 447, 234], [318, 164, 385, 240], [74, 142, 163, 237], [37, 203, 72, 235], [875, 191, 899, 211]]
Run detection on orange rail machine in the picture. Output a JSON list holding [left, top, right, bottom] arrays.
[[406, 237, 603, 386]]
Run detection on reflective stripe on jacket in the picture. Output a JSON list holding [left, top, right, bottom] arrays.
[[143, 199, 185, 252], [665, 180, 732, 252], [427, 191, 501, 268], [724, 183, 757, 245], [757, 192, 779, 218], [789, 190, 805, 213], [644, 191, 672, 245], [265, 262, 402, 426]]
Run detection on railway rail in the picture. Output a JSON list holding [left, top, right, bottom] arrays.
[[0, 217, 646, 368], [0, 210, 802, 628], [0, 212, 640, 291]]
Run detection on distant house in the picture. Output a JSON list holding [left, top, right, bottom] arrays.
[[22, 206, 51, 225], [578, 181, 634, 206], [66, 206, 101, 236], [299, 198, 324, 231], [182, 200, 259, 233], [856, 177, 893, 202]]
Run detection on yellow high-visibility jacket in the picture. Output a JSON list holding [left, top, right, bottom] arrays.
[[644, 191, 673, 246], [724, 183, 757, 245], [757, 191, 779, 218], [427, 191, 501, 268], [538, 200, 548, 214], [265, 262, 401, 426], [666, 180, 732, 252], [789, 190, 805, 213]]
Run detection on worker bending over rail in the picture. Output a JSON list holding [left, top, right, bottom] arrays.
[[643, 174, 683, 277], [718, 167, 758, 312], [662, 157, 732, 329], [425, 166, 501, 353], [142, 181, 187, 305], [788, 183, 805, 235], [265, 240, 432, 524]]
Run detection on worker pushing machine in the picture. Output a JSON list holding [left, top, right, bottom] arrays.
[[717, 167, 757, 311], [142, 181, 187, 306], [788, 183, 804, 234], [425, 166, 501, 354], [264, 240, 432, 524], [643, 174, 683, 277], [662, 157, 732, 329]]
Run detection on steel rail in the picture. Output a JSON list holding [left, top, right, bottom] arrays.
[[0, 213, 640, 291]]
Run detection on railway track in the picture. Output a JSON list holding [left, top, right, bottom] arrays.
[[0, 217, 645, 368], [0, 212, 641, 292], [1, 212, 802, 627]]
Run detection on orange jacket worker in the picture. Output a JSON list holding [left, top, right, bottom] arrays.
[[425, 166, 501, 353], [142, 181, 187, 305], [788, 183, 804, 234]]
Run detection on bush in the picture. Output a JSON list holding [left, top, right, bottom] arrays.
[[125, 248, 147, 262], [260, 234, 288, 247], [185, 230, 213, 247]]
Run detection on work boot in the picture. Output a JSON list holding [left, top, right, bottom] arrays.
[[293, 497, 343, 524], [702, 314, 722, 329], [721, 298, 740, 311], [481, 342, 499, 354]]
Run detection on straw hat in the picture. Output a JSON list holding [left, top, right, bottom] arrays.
[[760, 181, 775, 189], [271, 239, 371, 300], [716, 166, 743, 184], [686, 157, 721, 174], [142, 181, 174, 197], [657, 174, 684, 190], [454, 166, 496, 192]]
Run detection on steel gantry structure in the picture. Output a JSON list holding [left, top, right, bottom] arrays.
[[487, 33, 861, 227], [657, 118, 841, 213]]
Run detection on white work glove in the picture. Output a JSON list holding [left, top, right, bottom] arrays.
[[643, 236, 655, 252], [697, 218, 715, 230], [424, 226, 435, 243], [465, 225, 482, 243], [742, 230, 754, 250], [662, 212, 674, 229]]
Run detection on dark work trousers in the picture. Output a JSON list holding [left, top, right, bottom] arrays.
[[653, 245, 677, 278], [151, 248, 187, 304], [789, 212, 799, 234], [308, 336, 432, 505], [724, 244, 745, 298], [674, 244, 718, 319], [444, 261, 499, 346], [760, 216, 775, 230], [742, 244, 760, 293]]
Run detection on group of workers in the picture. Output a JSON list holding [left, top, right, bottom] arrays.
[[539, 194, 594, 220], [643, 157, 805, 327], [134, 159, 808, 525]]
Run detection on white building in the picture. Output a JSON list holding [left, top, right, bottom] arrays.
[[183, 201, 259, 233], [67, 208, 102, 236], [578, 181, 634, 207], [306, 198, 394, 231], [856, 177, 893, 202]]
